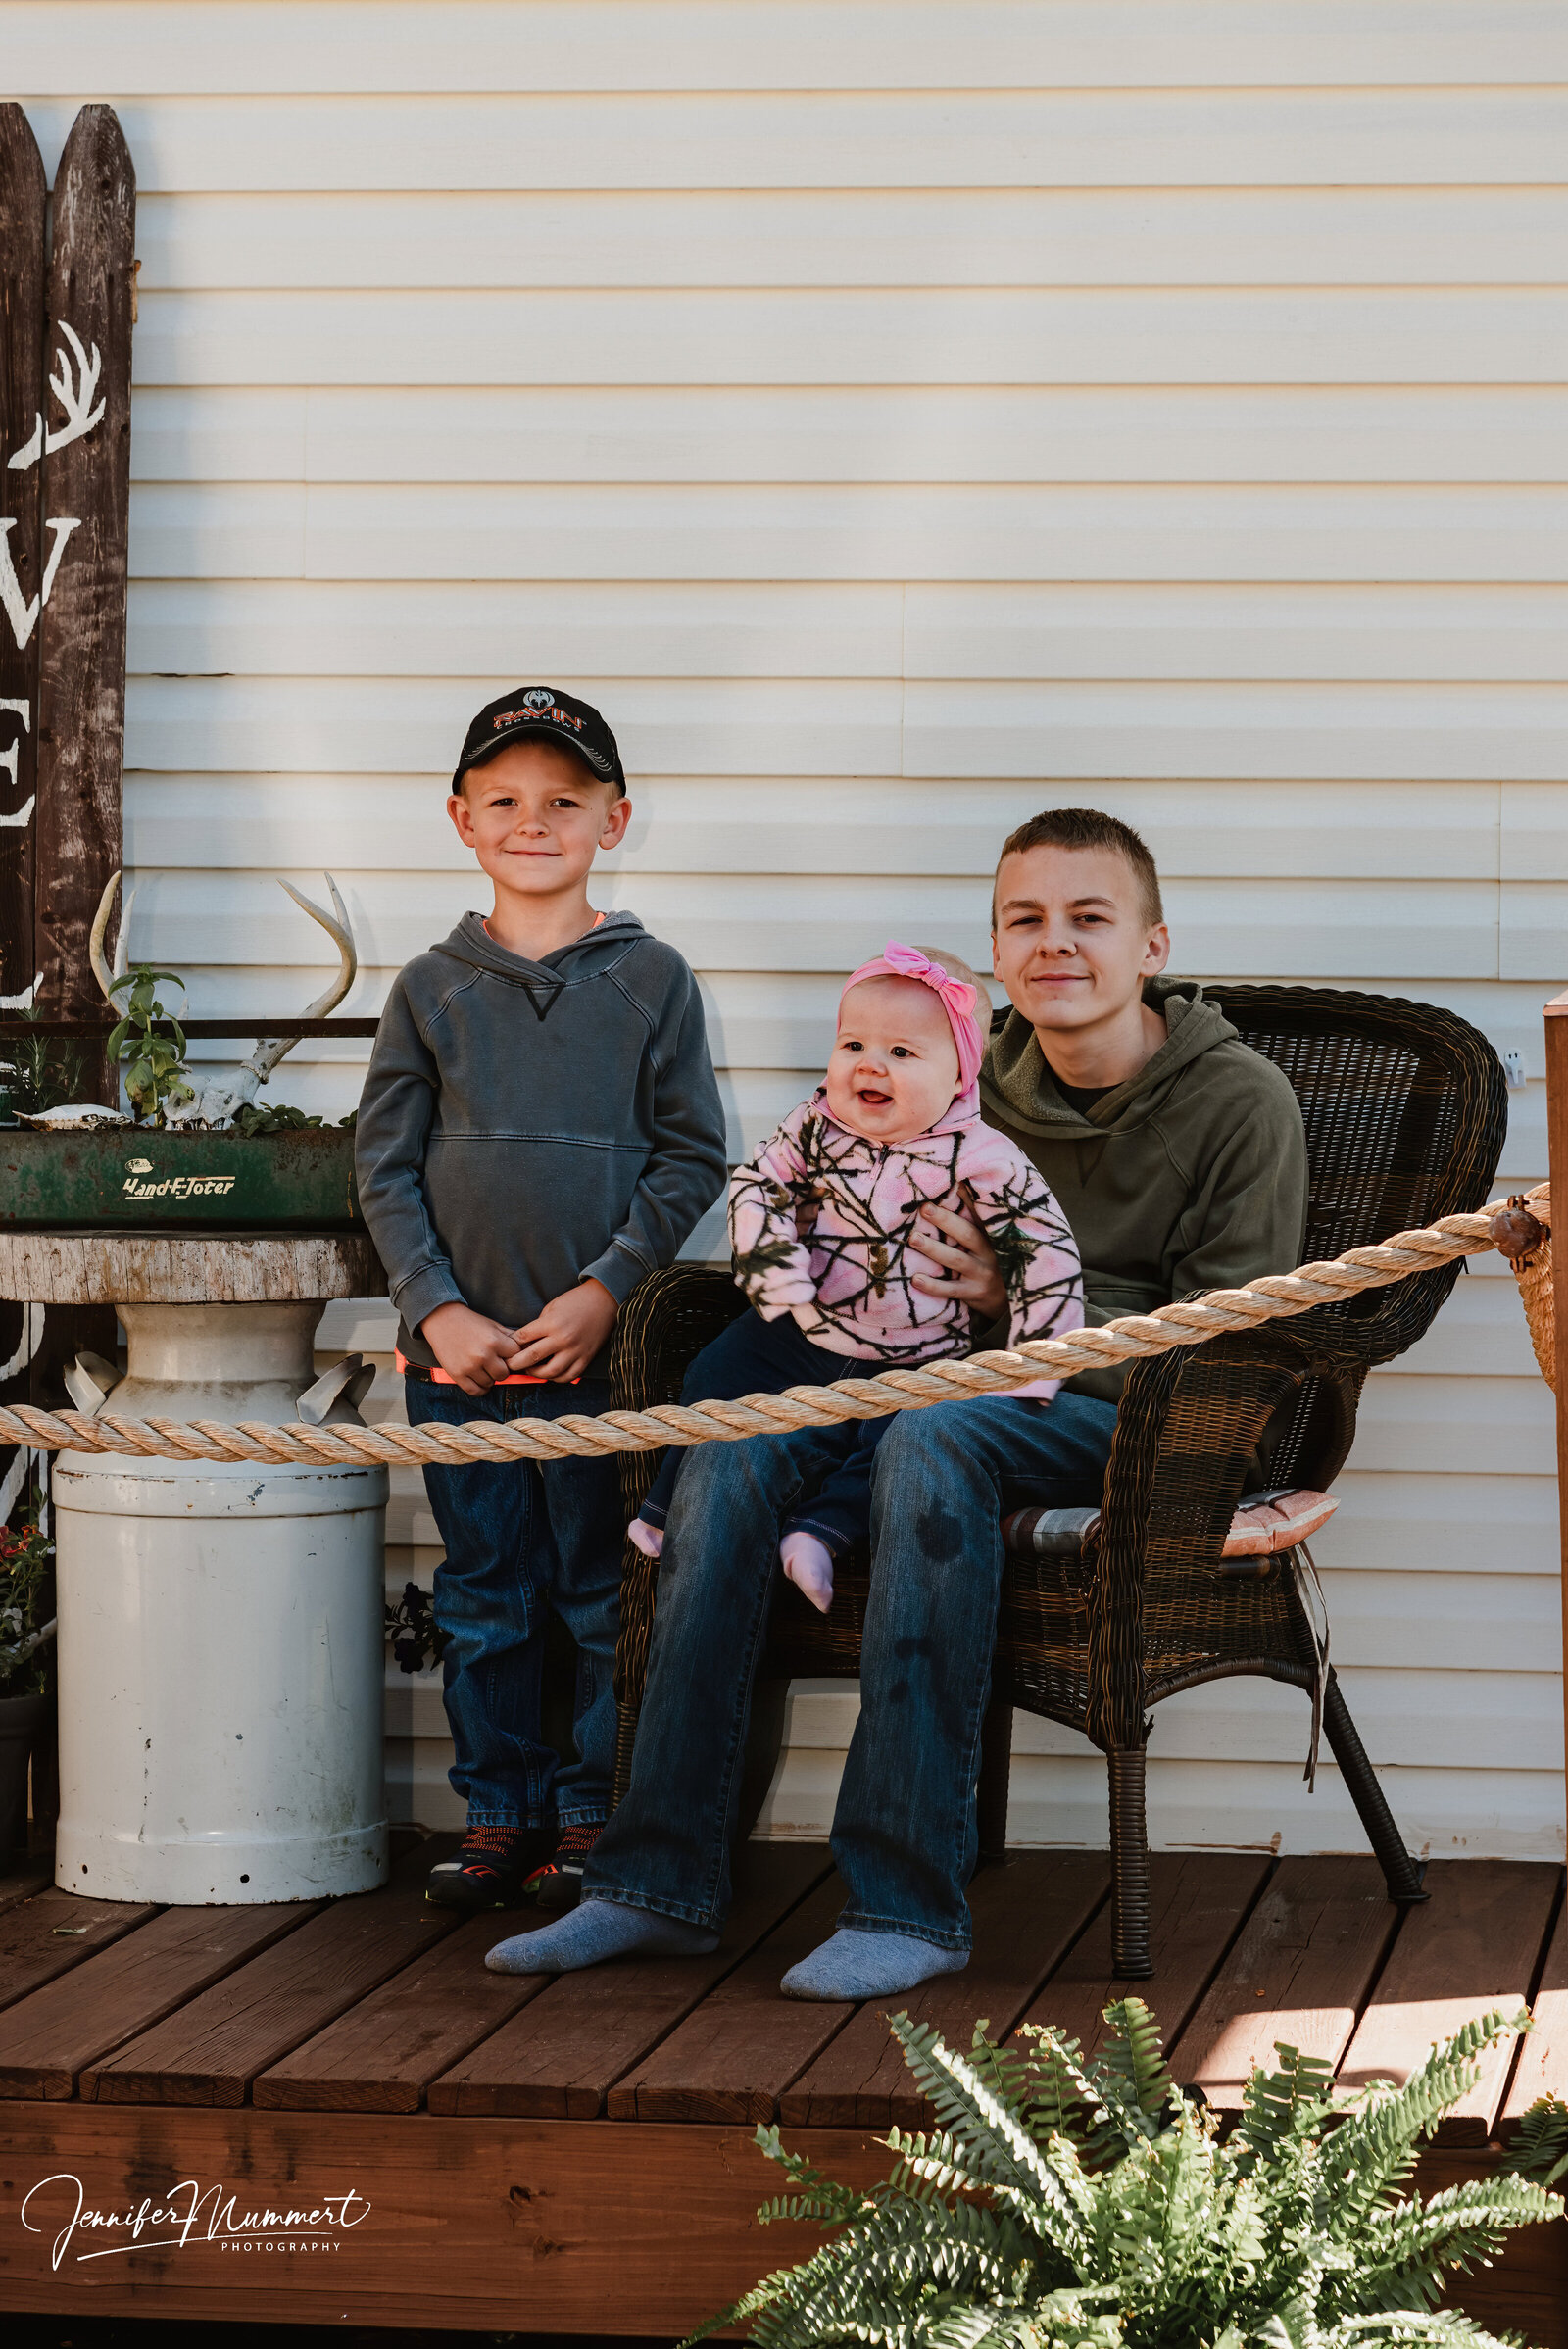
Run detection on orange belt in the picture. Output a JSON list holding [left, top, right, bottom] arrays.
[[396, 1349, 578, 1388]]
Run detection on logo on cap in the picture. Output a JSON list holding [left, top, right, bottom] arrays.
[[493, 701, 586, 735], [462, 686, 621, 790]]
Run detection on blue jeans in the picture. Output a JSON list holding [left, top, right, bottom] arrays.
[[639, 1307, 895, 1557], [406, 1376, 622, 1829], [585, 1388, 1119, 1949]]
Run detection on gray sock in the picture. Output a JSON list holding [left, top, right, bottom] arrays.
[[780, 1926, 968, 2001], [485, 1898, 719, 1976]]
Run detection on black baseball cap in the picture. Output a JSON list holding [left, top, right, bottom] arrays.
[[452, 687, 626, 796]]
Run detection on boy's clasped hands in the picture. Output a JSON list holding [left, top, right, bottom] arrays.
[[421, 1280, 619, 1394]]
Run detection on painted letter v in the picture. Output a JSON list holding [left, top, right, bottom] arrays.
[[0, 516, 79, 650]]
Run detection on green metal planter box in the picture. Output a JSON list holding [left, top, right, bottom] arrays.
[[0, 1126, 360, 1230]]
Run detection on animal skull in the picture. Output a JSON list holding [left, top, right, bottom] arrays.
[[90, 869, 358, 1127]]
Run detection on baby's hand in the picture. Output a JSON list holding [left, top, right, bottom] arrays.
[[628, 1518, 664, 1559], [511, 1278, 619, 1383], [419, 1301, 526, 1396], [780, 1530, 834, 1613]]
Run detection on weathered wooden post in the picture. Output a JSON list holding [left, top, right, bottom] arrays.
[[0, 103, 132, 1518], [0, 108, 46, 1019], [0, 108, 53, 1536], [36, 106, 134, 1034], [1544, 992, 1568, 1806]]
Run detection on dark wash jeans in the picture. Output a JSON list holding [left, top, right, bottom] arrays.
[[585, 1388, 1119, 1950], [405, 1376, 622, 1830], [639, 1306, 896, 1557]]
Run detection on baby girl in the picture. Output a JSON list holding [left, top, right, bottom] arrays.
[[630, 942, 1083, 1609]]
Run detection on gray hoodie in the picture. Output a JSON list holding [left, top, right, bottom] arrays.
[[356, 911, 728, 1373]]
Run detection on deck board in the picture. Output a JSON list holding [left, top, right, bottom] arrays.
[[253, 1910, 554, 2113], [0, 1898, 319, 2099], [1, 1849, 1556, 2149], [1337, 1860, 1559, 2147], [428, 1841, 830, 2119], [0, 2105, 1559, 2346], [608, 1866, 856, 2124], [1501, 1876, 1568, 2126], [1011, 1852, 1272, 2064], [780, 1852, 1110, 2130], [0, 1863, 51, 1918], [1, 1849, 1563, 2342], [0, 1884, 159, 2013], [82, 1838, 459, 2106], [1165, 1855, 1399, 2110]]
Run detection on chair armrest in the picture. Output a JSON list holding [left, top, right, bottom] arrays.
[[1287, 1259, 1466, 1373], [609, 1263, 747, 1412], [1083, 1323, 1358, 1750], [608, 1263, 748, 1504]]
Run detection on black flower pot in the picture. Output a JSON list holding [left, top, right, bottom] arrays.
[[0, 1690, 52, 1856]]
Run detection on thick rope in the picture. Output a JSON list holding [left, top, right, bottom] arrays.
[[0, 1185, 1546, 1473]]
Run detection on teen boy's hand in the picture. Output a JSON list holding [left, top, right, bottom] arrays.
[[511, 1278, 620, 1384], [419, 1301, 529, 1396], [908, 1198, 1008, 1320]]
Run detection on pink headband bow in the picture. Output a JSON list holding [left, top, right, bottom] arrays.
[[841, 941, 986, 1094]]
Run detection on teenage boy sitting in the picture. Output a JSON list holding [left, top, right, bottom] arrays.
[[488, 807, 1306, 1996], [356, 689, 728, 1912]]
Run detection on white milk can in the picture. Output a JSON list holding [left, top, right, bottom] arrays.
[[53, 1297, 389, 1903]]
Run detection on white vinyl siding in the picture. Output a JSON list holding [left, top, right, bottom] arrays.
[[11, 0, 1563, 1856]]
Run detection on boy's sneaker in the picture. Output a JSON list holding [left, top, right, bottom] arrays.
[[522, 1822, 603, 1911], [426, 1822, 555, 1912]]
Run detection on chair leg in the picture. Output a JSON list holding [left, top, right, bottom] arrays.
[[1108, 1746, 1154, 1979], [1321, 1668, 1427, 1905], [976, 1692, 1012, 1866]]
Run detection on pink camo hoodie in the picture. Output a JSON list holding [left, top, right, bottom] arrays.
[[728, 1085, 1083, 1402]]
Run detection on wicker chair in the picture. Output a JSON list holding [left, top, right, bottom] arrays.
[[609, 987, 1508, 1978]]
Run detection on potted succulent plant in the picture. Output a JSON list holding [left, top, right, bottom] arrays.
[[0, 1498, 56, 1858]]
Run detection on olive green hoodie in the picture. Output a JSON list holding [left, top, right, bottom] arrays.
[[978, 976, 1308, 1402]]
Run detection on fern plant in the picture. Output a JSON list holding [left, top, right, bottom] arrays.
[[1508, 2095, 1568, 2191], [2, 1010, 83, 1118], [688, 2000, 1561, 2349]]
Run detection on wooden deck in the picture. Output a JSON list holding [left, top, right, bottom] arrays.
[[1, 1838, 1565, 2338]]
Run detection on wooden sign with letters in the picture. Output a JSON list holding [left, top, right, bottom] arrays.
[[0, 105, 47, 1020], [0, 103, 133, 1539]]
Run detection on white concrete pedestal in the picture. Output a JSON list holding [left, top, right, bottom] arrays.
[[0, 1232, 389, 1903]]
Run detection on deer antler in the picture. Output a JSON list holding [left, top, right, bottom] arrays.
[[45, 321, 105, 455], [88, 868, 139, 1011], [173, 875, 358, 1126], [245, 876, 357, 1088], [89, 870, 122, 1006], [7, 321, 105, 476], [7, 413, 42, 474], [112, 885, 138, 981], [277, 876, 356, 1018]]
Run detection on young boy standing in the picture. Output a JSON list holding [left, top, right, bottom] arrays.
[[356, 688, 728, 1912]]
